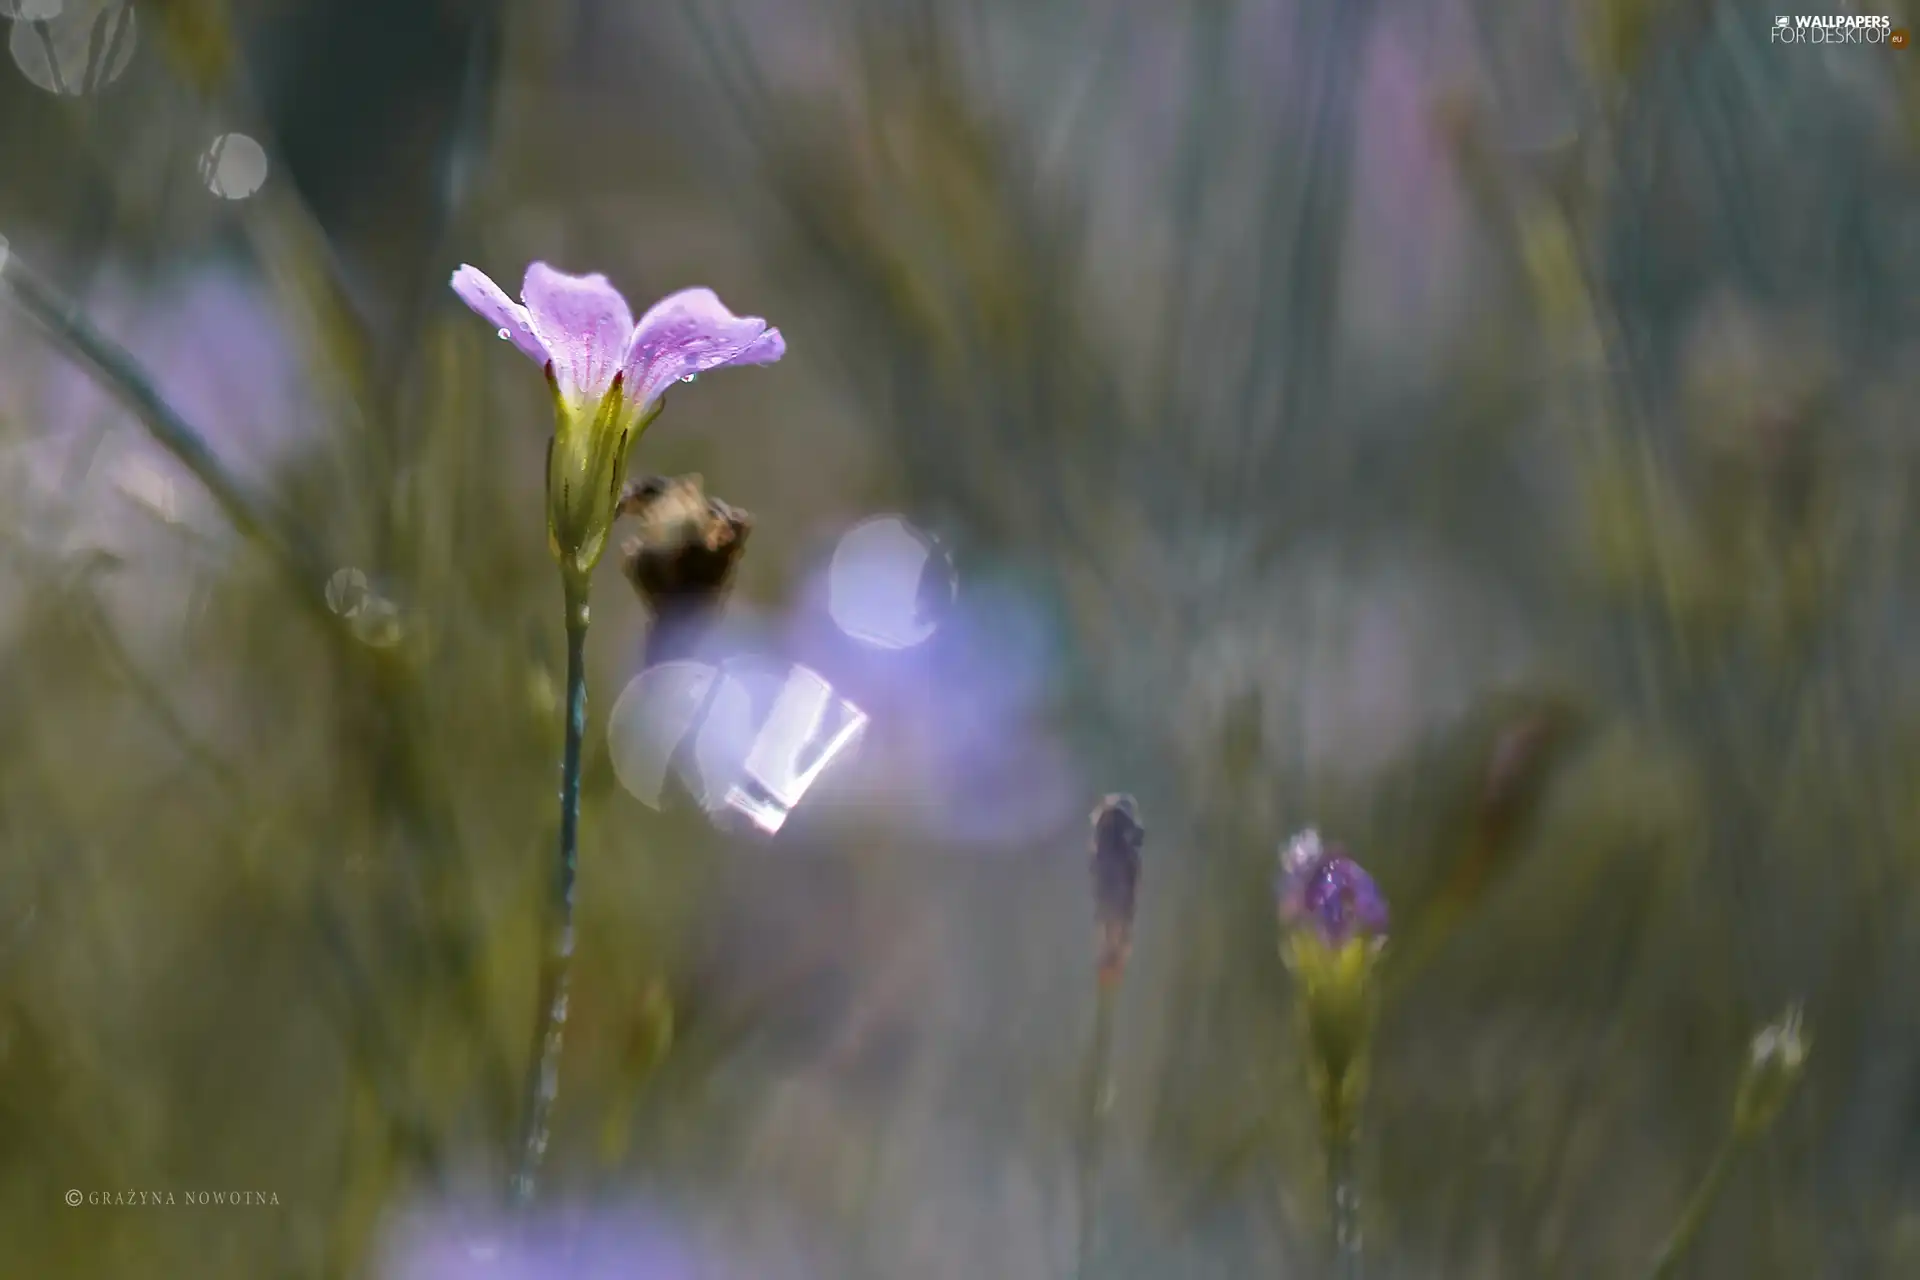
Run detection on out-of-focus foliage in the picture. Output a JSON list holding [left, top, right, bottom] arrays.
[[5, 0, 1920, 1276]]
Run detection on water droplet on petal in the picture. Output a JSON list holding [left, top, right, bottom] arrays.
[[828, 515, 956, 650], [497, 327, 511, 341], [679, 373, 698, 384]]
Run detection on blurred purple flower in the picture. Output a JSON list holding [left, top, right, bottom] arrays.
[[3, 264, 309, 490], [375, 1198, 818, 1280], [1276, 829, 1389, 948], [0, 263, 311, 646], [378, 1205, 693, 1280], [450, 262, 784, 576], [781, 565, 1082, 851]]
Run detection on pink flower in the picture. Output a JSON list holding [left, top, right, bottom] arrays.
[[452, 262, 785, 581]]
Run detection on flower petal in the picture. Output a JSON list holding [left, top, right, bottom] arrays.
[[450, 265, 546, 364], [521, 263, 636, 405], [736, 327, 787, 365], [623, 287, 786, 410]]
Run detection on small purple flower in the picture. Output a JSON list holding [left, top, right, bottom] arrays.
[[451, 262, 785, 578], [1276, 829, 1389, 948]]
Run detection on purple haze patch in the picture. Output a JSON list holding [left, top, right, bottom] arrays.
[[376, 1204, 696, 1280], [781, 545, 1082, 851], [0, 263, 313, 645], [374, 1197, 819, 1280], [8, 264, 312, 491]]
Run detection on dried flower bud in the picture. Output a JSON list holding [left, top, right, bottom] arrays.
[[1732, 1005, 1808, 1139], [617, 474, 753, 665], [1089, 794, 1144, 987]]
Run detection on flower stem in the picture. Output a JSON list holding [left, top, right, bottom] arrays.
[[511, 580, 590, 1205], [1326, 1122, 1362, 1280], [1647, 1133, 1747, 1280], [1073, 980, 1118, 1279]]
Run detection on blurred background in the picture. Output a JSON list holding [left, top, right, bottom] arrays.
[[4, 0, 1920, 1276]]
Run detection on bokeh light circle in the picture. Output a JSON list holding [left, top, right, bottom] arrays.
[[111, 453, 178, 523], [686, 657, 790, 812], [8, 0, 137, 96], [826, 515, 955, 650], [323, 569, 405, 647], [199, 132, 269, 200], [325, 568, 370, 618], [350, 597, 404, 649], [606, 656, 868, 831], [607, 660, 720, 809]]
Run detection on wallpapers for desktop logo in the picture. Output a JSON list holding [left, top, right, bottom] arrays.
[[1771, 14, 1904, 44]]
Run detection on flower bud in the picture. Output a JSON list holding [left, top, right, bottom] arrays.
[[617, 474, 753, 666], [1089, 795, 1144, 987], [1277, 830, 1390, 1137], [1732, 1005, 1808, 1139], [1276, 830, 1390, 950]]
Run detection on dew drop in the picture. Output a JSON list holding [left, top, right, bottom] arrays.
[[497, 327, 512, 341]]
